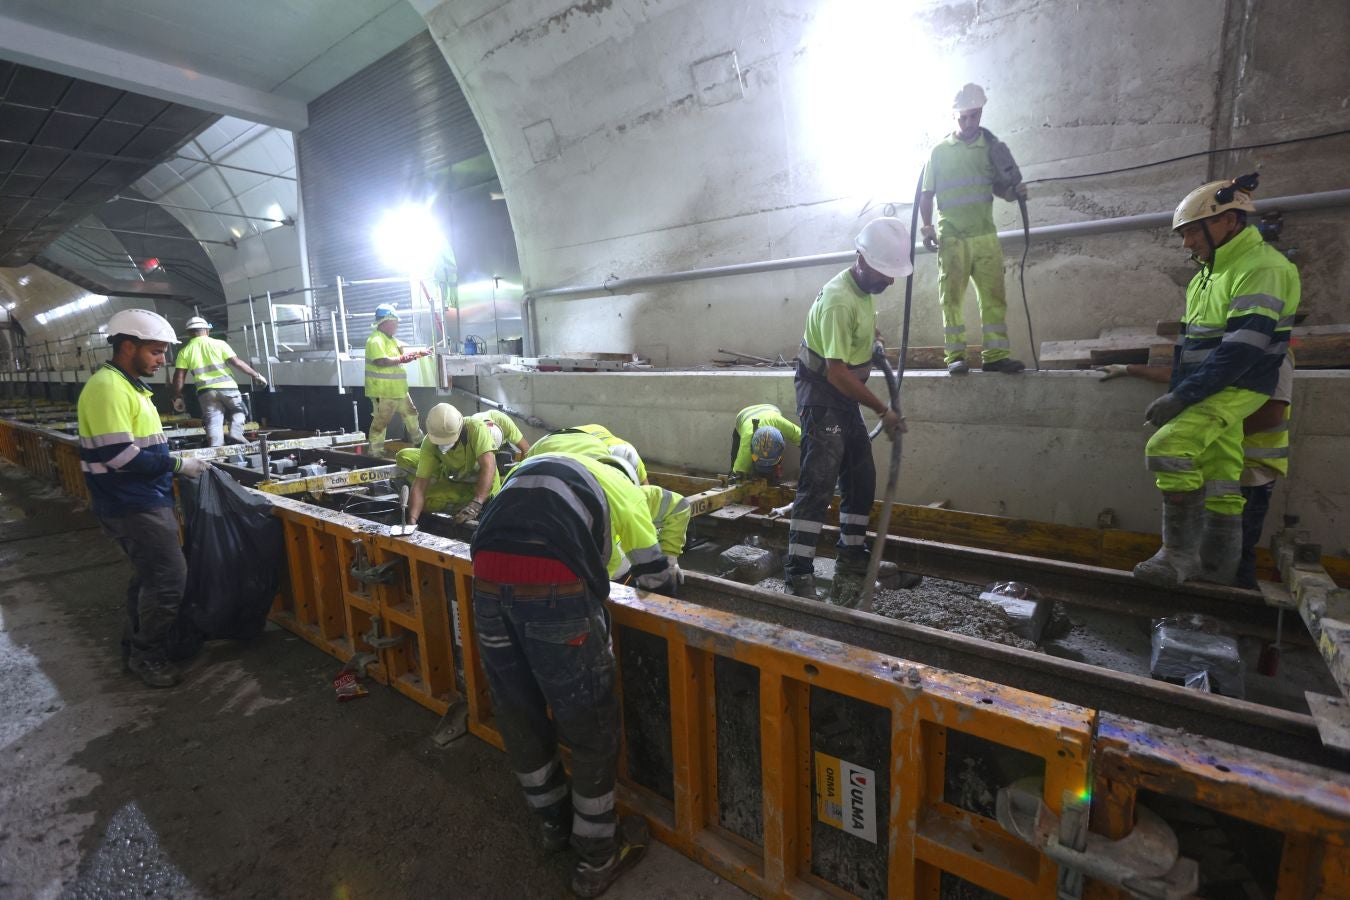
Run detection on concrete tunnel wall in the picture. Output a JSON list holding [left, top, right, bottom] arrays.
[[419, 0, 1350, 366]]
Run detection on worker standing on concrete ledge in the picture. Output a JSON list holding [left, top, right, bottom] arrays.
[[364, 304, 429, 456], [400, 404, 498, 525], [574, 423, 648, 484], [729, 403, 801, 480], [469, 452, 674, 896], [78, 309, 210, 688], [786, 218, 908, 605], [919, 82, 1028, 376], [170, 316, 267, 446], [1098, 356, 1294, 589], [1134, 174, 1300, 588]]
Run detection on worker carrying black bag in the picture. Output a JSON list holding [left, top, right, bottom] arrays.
[[182, 465, 284, 641]]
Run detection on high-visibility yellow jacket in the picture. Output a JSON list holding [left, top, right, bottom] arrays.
[[77, 363, 178, 517], [175, 336, 238, 392], [730, 403, 801, 475], [641, 485, 690, 556], [364, 329, 407, 398], [575, 424, 647, 482]]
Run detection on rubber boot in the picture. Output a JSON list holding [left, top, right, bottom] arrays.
[[1198, 511, 1244, 586], [786, 573, 821, 601], [1133, 490, 1205, 587], [572, 814, 649, 898]]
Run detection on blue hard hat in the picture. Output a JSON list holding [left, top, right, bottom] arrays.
[[750, 425, 785, 473], [374, 303, 399, 322]]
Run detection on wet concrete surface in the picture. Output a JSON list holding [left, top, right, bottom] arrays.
[[0, 462, 746, 900]]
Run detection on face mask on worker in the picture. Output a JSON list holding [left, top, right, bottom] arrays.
[[434, 442, 454, 453]]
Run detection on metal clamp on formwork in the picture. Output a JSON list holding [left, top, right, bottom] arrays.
[[349, 545, 405, 586], [340, 615, 408, 677], [996, 778, 1198, 899]]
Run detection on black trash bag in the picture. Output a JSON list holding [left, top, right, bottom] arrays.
[[182, 466, 284, 640]]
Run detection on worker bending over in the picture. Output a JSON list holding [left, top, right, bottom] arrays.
[[1134, 174, 1299, 587], [574, 423, 647, 483], [79, 309, 210, 688], [469, 452, 675, 897], [729, 403, 801, 480], [400, 404, 499, 525], [364, 304, 429, 456], [1100, 355, 1294, 589], [786, 218, 907, 605], [170, 316, 267, 446], [919, 83, 1028, 375]]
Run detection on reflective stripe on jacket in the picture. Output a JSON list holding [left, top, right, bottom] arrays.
[[364, 329, 407, 398], [174, 335, 238, 391]]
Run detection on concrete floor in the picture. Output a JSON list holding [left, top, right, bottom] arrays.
[[0, 461, 746, 900]]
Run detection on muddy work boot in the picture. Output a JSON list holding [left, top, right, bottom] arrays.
[[785, 573, 821, 601], [982, 358, 1026, 374], [572, 814, 650, 898], [127, 653, 182, 689], [1197, 511, 1244, 586], [1133, 490, 1205, 588], [828, 557, 871, 609], [947, 359, 970, 376]]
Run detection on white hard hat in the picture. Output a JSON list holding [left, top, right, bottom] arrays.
[[185, 316, 211, 331], [598, 454, 639, 485], [854, 217, 914, 278], [106, 309, 179, 344], [953, 83, 987, 111], [1172, 174, 1259, 232], [426, 403, 464, 445], [480, 417, 505, 450], [608, 442, 642, 479]]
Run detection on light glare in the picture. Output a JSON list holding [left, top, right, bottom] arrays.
[[373, 204, 447, 277]]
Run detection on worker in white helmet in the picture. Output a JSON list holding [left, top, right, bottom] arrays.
[[170, 315, 267, 445], [364, 304, 430, 456], [919, 82, 1028, 375], [1133, 173, 1300, 588], [402, 403, 501, 526], [786, 218, 908, 606], [574, 423, 648, 484], [78, 309, 211, 688]]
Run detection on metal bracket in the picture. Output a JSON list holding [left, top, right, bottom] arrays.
[[996, 778, 1198, 900], [430, 698, 470, 747], [349, 545, 405, 586], [362, 615, 406, 651]]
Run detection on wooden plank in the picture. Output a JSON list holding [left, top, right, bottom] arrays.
[[1088, 346, 1156, 365], [1305, 692, 1350, 754], [1040, 335, 1166, 370]]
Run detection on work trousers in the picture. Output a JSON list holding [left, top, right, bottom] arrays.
[[937, 231, 1010, 365], [99, 507, 187, 662], [394, 448, 475, 512], [1145, 387, 1267, 515], [473, 580, 620, 866], [785, 405, 875, 578], [1238, 482, 1275, 589], [199, 388, 246, 446], [368, 394, 421, 455]]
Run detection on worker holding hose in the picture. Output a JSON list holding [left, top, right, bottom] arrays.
[[363, 304, 429, 455], [919, 83, 1029, 376], [785, 218, 909, 606], [1133, 174, 1300, 587]]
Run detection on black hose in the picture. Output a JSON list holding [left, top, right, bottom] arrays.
[[1017, 197, 1039, 371], [857, 169, 922, 612]]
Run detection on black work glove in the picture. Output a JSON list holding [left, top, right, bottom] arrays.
[[1144, 392, 1188, 428]]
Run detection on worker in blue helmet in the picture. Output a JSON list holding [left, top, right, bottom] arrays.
[[364, 304, 429, 456], [729, 403, 800, 481]]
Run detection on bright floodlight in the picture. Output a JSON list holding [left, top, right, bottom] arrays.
[[373, 204, 446, 276]]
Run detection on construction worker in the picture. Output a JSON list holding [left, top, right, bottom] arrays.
[[170, 315, 267, 446], [1133, 174, 1299, 587], [919, 82, 1028, 375], [364, 304, 429, 456], [574, 423, 648, 483], [1100, 356, 1294, 589], [641, 484, 691, 582], [786, 218, 908, 605], [729, 403, 801, 479], [78, 309, 210, 688], [469, 451, 674, 897], [401, 404, 499, 525]]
